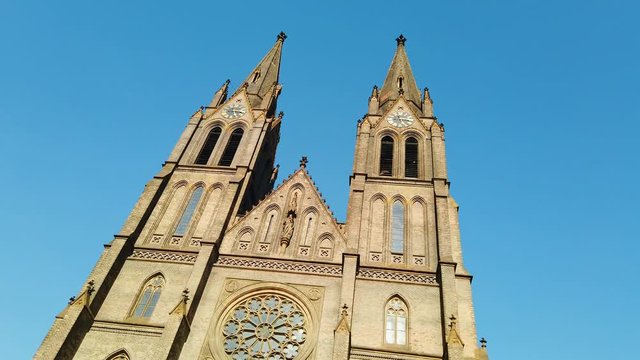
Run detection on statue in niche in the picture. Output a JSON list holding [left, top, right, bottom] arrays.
[[288, 192, 298, 213], [280, 214, 295, 248]]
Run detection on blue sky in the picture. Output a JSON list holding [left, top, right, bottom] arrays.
[[1, 0, 638, 358]]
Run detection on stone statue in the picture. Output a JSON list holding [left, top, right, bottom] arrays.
[[281, 214, 295, 247]]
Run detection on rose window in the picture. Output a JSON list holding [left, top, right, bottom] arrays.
[[222, 294, 308, 359]]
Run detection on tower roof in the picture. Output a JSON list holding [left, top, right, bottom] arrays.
[[378, 35, 422, 113], [242, 32, 286, 108]]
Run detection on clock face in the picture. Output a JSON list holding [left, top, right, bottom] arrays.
[[387, 109, 414, 128], [222, 103, 246, 119]]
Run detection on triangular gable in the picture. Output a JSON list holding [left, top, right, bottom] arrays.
[[373, 97, 429, 133], [203, 89, 258, 124], [219, 167, 346, 263]]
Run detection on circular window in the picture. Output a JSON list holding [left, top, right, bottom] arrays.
[[221, 293, 308, 359]]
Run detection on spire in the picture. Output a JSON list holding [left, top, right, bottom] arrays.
[[241, 32, 286, 109], [378, 34, 422, 113]]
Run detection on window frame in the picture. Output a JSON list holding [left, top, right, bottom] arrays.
[[384, 296, 409, 346]]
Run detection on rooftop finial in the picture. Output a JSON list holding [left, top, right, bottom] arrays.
[[277, 31, 288, 42], [300, 156, 308, 168], [480, 337, 487, 348], [396, 34, 407, 46]]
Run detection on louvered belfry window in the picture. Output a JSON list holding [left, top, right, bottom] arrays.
[[218, 128, 244, 166], [380, 136, 394, 176], [195, 127, 221, 165], [405, 137, 419, 178]]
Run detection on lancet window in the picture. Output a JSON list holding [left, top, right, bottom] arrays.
[[195, 127, 222, 165], [404, 137, 418, 178], [385, 296, 408, 345], [218, 128, 244, 166], [380, 136, 394, 176], [130, 274, 165, 319], [390, 200, 405, 253], [174, 186, 204, 236]]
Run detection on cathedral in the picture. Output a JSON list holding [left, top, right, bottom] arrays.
[[36, 33, 490, 360]]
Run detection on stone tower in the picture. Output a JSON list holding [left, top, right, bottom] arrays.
[[36, 34, 490, 360]]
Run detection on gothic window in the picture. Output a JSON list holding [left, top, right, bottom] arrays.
[[174, 186, 204, 236], [221, 293, 308, 359], [391, 200, 405, 254], [380, 136, 394, 176], [104, 350, 130, 360], [130, 274, 165, 319], [385, 296, 408, 345], [397, 76, 404, 90], [195, 127, 222, 165], [405, 137, 419, 178], [218, 128, 244, 166]]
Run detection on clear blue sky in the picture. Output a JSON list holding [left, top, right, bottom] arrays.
[[1, 0, 638, 358]]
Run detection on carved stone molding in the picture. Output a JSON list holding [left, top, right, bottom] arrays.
[[91, 321, 163, 337], [357, 268, 438, 285], [216, 256, 342, 276], [130, 249, 197, 264], [351, 347, 441, 360]]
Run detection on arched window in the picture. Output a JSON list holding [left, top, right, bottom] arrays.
[[105, 350, 130, 360], [131, 274, 165, 318], [174, 186, 204, 236], [195, 127, 221, 165], [391, 200, 405, 253], [405, 137, 418, 178], [385, 296, 408, 345], [380, 136, 394, 176], [218, 128, 244, 166]]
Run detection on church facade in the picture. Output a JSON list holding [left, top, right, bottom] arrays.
[[35, 33, 490, 360]]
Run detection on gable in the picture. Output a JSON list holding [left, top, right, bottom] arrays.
[[219, 168, 347, 263]]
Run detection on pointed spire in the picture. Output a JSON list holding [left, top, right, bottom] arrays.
[[241, 32, 286, 109], [379, 34, 422, 113]]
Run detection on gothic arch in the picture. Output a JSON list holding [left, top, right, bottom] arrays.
[[128, 272, 165, 319], [257, 204, 281, 248], [368, 194, 388, 254], [104, 349, 131, 360], [376, 131, 400, 177], [390, 198, 407, 255], [299, 207, 319, 247], [409, 198, 428, 264], [148, 181, 189, 243], [193, 122, 225, 165], [172, 184, 205, 237], [383, 294, 409, 346]]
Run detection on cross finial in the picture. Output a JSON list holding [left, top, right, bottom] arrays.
[[277, 31, 288, 42], [396, 34, 407, 46], [449, 314, 457, 330], [480, 337, 487, 348], [300, 156, 308, 168], [341, 303, 349, 316]]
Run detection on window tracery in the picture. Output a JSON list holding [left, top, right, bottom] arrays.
[[130, 274, 164, 319], [221, 293, 308, 359], [385, 296, 407, 345]]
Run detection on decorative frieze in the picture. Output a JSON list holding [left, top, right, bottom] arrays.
[[130, 249, 197, 264], [216, 256, 342, 276], [357, 267, 438, 285]]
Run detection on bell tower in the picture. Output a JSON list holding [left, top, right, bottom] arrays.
[[35, 32, 287, 360], [344, 35, 488, 360]]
